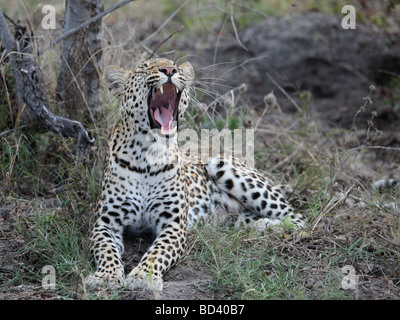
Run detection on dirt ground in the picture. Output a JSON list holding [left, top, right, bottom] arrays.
[[115, 233, 218, 300]]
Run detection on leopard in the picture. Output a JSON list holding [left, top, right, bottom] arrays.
[[86, 57, 305, 292]]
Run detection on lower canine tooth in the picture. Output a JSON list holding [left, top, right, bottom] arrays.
[[160, 124, 177, 135]]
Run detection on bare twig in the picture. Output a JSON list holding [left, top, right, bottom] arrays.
[[2, 11, 18, 28], [373, 231, 400, 249], [311, 187, 353, 232], [231, 2, 269, 19], [266, 72, 302, 113], [269, 143, 304, 172], [141, 0, 190, 48], [344, 86, 376, 150], [50, 0, 136, 48], [222, 54, 269, 77], [346, 145, 400, 152], [230, 0, 248, 52], [376, 69, 400, 79], [148, 25, 184, 59], [211, 14, 228, 93]]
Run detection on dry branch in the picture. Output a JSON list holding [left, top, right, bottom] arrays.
[[0, 8, 94, 162]]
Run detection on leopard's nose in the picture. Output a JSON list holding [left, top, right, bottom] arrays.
[[158, 66, 178, 76]]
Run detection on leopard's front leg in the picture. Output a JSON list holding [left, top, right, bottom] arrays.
[[86, 207, 126, 289], [125, 205, 188, 292]]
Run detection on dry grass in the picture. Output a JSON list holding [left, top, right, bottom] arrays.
[[185, 85, 400, 299]]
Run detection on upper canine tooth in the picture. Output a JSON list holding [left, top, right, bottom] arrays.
[[176, 87, 179, 94], [160, 85, 164, 94]]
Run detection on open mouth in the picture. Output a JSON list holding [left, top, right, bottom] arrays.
[[148, 83, 181, 136]]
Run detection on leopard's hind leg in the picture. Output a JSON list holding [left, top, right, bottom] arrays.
[[206, 156, 305, 229]]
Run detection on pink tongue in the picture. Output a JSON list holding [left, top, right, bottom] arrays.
[[153, 107, 173, 131]]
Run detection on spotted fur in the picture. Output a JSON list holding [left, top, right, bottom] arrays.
[[87, 58, 305, 292]]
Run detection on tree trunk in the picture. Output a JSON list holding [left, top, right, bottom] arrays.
[[56, 0, 104, 122]]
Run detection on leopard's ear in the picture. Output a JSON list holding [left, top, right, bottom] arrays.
[[179, 62, 194, 86], [103, 65, 130, 99]]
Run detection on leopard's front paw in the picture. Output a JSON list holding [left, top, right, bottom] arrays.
[[125, 267, 163, 292], [86, 271, 125, 289]]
